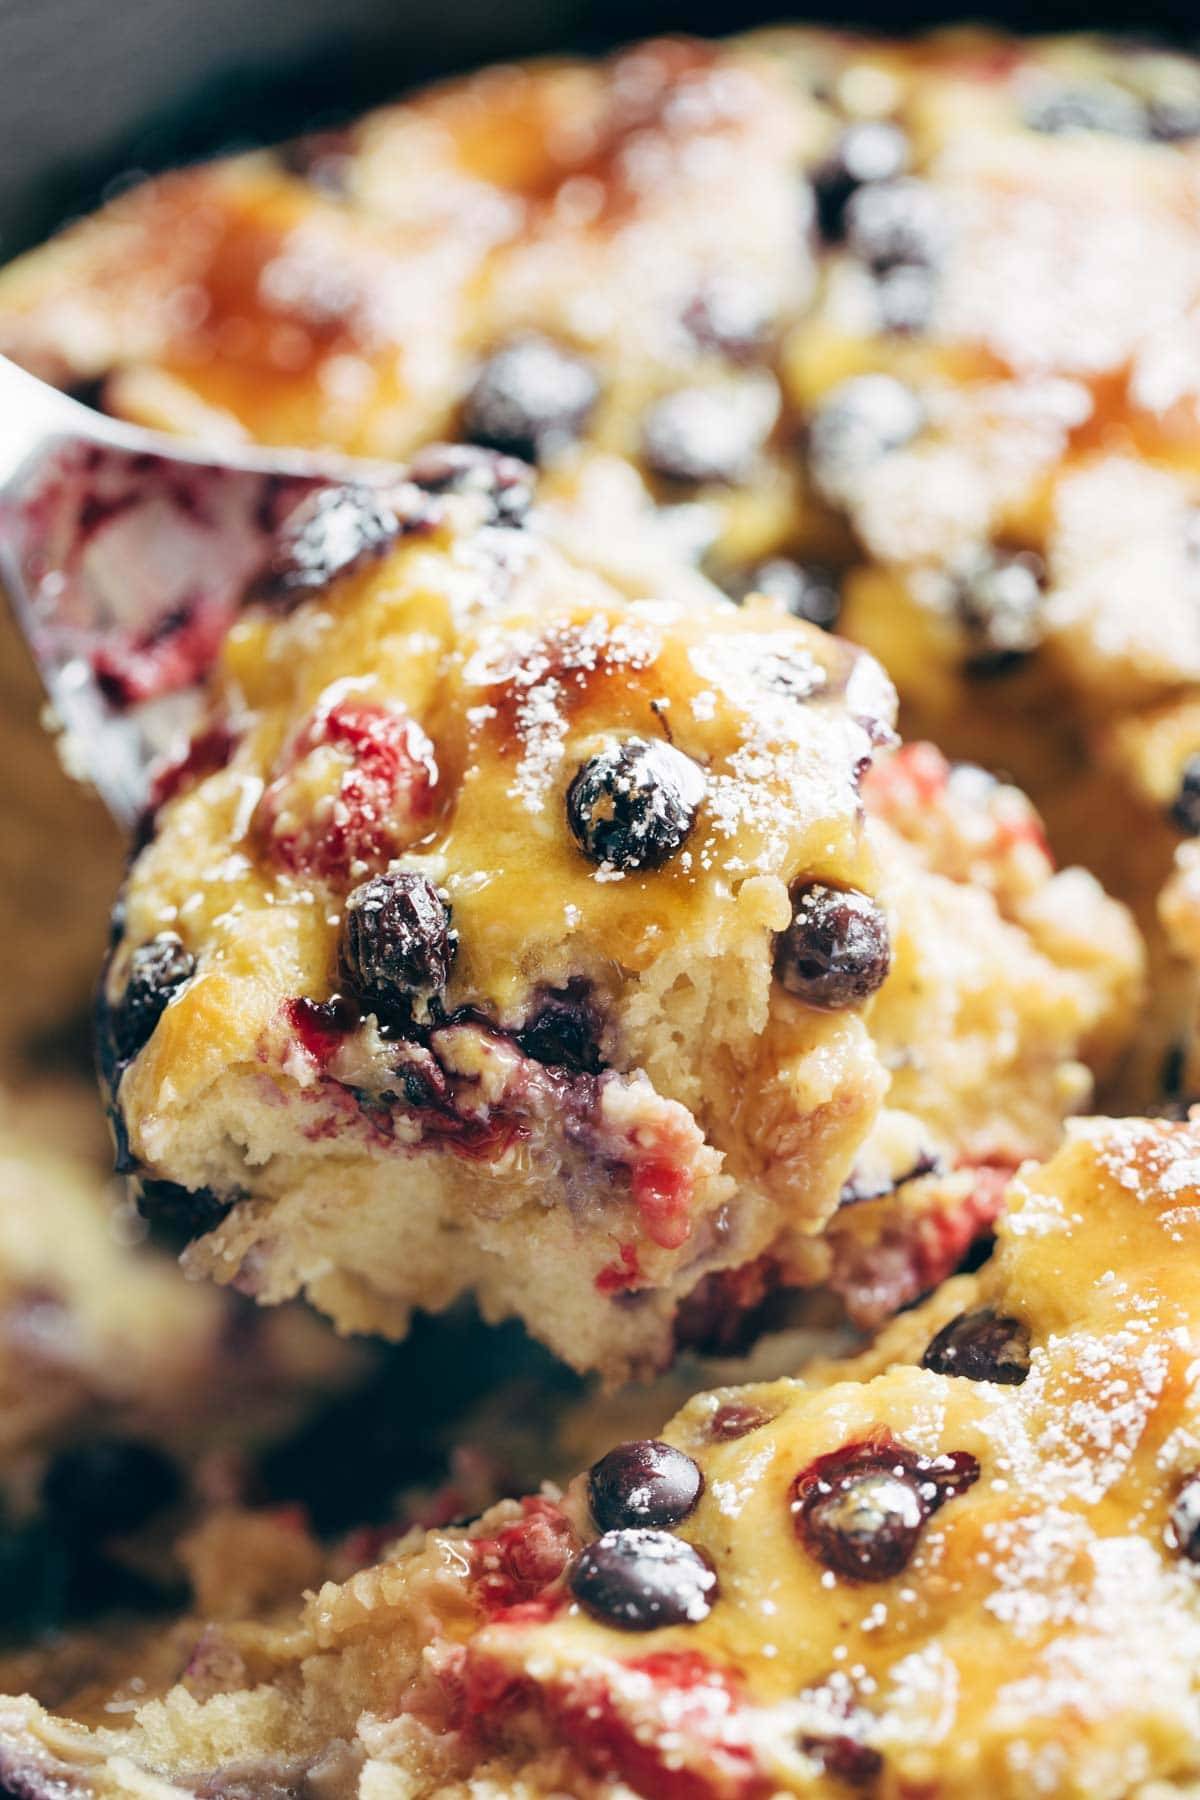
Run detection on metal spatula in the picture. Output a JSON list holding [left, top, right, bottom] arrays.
[[0, 353, 395, 827]]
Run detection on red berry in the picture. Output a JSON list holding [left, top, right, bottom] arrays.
[[708, 1402, 772, 1442], [791, 1437, 979, 1582], [800, 1733, 884, 1788], [471, 1498, 577, 1619], [256, 697, 437, 883]]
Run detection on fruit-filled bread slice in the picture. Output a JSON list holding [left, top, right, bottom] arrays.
[[98, 455, 1142, 1379]]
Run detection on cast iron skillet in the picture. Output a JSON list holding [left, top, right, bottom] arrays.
[[2, 0, 1197, 264]]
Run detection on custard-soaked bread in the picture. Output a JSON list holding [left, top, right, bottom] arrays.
[[8, 1116, 1200, 1796], [98, 466, 1141, 1375]]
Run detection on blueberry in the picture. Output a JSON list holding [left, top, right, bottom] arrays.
[[112, 932, 196, 1060], [1167, 1475, 1200, 1561], [813, 121, 910, 242], [921, 1309, 1031, 1385], [588, 1440, 704, 1531], [569, 1528, 717, 1629], [845, 177, 946, 274], [872, 264, 937, 336], [792, 1439, 979, 1582], [1024, 82, 1148, 139], [408, 443, 534, 528], [956, 549, 1046, 675], [1170, 756, 1200, 836], [64, 376, 110, 413], [681, 275, 773, 362], [844, 176, 946, 340], [461, 337, 599, 464], [1160, 1041, 1189, 1109], [808, 375, 924, 498], [108, 897, 127, 950], [517, 981, 604, 1074], [269, 485, 403, 599], [707, 1401, 772, 1441], [800, 1735, 884, 1788], [737, 558, 842, 631], [567, 739, 706, 872], [641, 384, 774, 487], [775, 884, 891, 1009], [340, 871, 457, 1008], [136, 1178, 233, 1247], [42, 1439, 181, 1536]]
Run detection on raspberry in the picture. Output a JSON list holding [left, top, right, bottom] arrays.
[[471, 1498, 577, 1619], [256, 697, 437, 883]]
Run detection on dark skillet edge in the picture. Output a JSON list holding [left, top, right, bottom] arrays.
[[0, 0, 1197, 263]]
